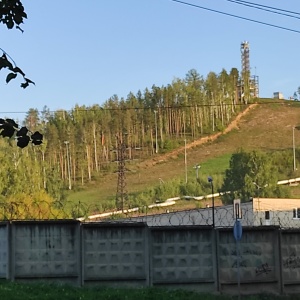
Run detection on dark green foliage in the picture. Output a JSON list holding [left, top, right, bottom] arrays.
[[179, 179, 204, 196], [0, 53, 13, 70], [0, 120, 15, 138], [16, 126, 28, 136], [0, 118, 43, 148], [0, 281, 293, 300], [0, 2, 34, 88], [31, 131, 43, 145], [162, 138, 178, 151], [221, 149, 291, 203], [6, 72, 17, 83], [0, 52, 34, 88], [0, 0, 26, 30], [16, 135, 30, 148], [272, 150, 294, 177]]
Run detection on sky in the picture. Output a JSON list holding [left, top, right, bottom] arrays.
[[1, 0, 300, 121]]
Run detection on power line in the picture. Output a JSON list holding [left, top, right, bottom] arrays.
[[0, 101, 294, 115], [228, 0, 300, 16], [226, 0, 300, 20], [170, 0, 300, 34]]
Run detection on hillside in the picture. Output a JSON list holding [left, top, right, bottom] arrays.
[[67, 99, 300, 205]]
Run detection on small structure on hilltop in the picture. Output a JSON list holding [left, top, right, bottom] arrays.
[[273, 92, 284, 99]]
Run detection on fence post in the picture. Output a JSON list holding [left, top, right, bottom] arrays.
[[7, 222, 10, 280], [0, 222, 10, 280], [78, 222, 83, 287], [214, 227, 220, 292], [9, 222, 15, 281], [277, 228, 284, 295], [144, 225, 151, 287]]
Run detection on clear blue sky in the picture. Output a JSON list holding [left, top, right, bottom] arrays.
[[1, 0, 299, 120]]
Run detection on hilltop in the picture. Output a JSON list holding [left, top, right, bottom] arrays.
[[67, 99, 300, 205]]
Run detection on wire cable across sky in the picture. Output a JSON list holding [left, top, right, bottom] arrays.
[[226, 0, 300, 20], [170, 0, 300, 34], [226, 0, 300, 16]]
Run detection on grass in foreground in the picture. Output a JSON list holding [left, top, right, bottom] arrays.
[[0, 281, 298, 300]]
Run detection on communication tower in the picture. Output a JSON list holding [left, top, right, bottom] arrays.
[[241, 41, 250, 75], [240, 41, 259, 101]]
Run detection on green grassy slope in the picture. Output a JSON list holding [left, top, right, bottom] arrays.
[[66, 99, 300, 206]]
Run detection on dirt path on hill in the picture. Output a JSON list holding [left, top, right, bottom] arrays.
[[141, 103, 258, 167], [81, 100, 299, 202]]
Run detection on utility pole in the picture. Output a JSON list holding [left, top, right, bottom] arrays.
[[154, 110, 158, 154], [184, 139, 187, 184], [293, 126, 296, 171], [64, 141, 72, 190]]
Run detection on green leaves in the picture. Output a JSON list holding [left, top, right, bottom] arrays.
[[16, 126, 28, 137], [13, 66, 25, 76], [0, 118, 18, 138], [0, 119, 43, 148], [6, 72, 17, 83], [31, 131, 43, 145], [21, 77, 35, 89], [0, 2, 34, 88], [0, 0, 27, 31], [17, 135, 30, 148], [0, 52, 35, 88], [0, 53, 13, 70], [221, 149, 289, 203]]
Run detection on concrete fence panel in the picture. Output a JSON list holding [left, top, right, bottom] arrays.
[[0, 222, 8, 279], [4, 220, 300, 295], [82, 222, 149, 287], [281, 229, 300, 293], [218, 227, 281, 295], [150, 226, 215, 292], [11, 220, 81, 284]]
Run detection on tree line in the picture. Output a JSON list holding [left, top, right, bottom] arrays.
[[40, 68, 245, 187], [0, 67, 258, 211], [0, 1, 294, 216]]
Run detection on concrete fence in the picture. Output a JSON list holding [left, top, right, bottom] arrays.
[[1, 220, 300, 295]]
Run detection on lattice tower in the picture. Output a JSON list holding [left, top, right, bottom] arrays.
[[115, 135, 127, 211], [241, 41, 250, 75], [241, 41, 259, 98]]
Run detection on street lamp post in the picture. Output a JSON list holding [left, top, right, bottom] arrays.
[[208, 176, 215, 227], [64, 141, 72, 190], [154, 110, 158, 154]]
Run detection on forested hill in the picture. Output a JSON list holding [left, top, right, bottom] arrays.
[[28, 68, 245, 187], [1, 67, 298, 211]]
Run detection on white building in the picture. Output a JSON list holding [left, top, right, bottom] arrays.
[[273, 92, 284, 99]]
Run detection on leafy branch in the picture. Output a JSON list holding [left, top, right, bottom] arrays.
[[0, 0, 27, 31], [0, 118, 43, 148], [0, 0, 42, 148], [0, 49, 35, 88], [0, 1, 34, 88]]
